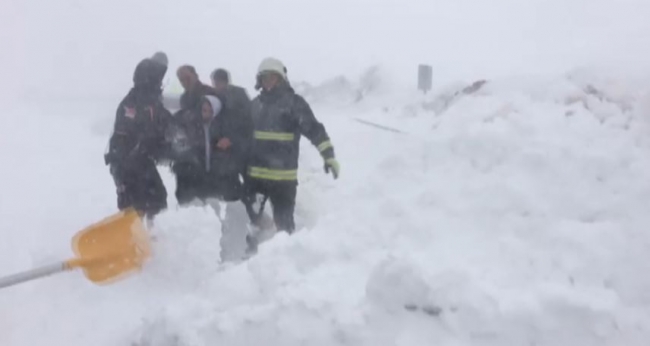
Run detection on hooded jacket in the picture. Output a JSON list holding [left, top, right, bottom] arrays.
[[173, 83, 219, 151], [106, 60, 172, 165], [248, 84, 334, 182], [150, 52, 168, 87], [171, 94, 248, 176], [216, 85, 254, 173], [202, 95, 222, 173], [180, 83, 218, 115], [170, 94, 247, 202]]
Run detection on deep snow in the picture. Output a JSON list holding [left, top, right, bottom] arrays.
[[2, 69, 650, 345], [4, 0, 650, 345]]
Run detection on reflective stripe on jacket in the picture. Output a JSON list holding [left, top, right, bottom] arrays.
[[248, 85, 335, 182]]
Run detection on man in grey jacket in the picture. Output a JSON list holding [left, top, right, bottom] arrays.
[[211, 68, 251, 118], [210, 67, 254, 188]]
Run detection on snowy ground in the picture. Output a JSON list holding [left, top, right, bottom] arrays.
[[2, 68, 650, 345], [4, 0, 650, 344]]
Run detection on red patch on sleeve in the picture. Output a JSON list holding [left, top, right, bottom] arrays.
[[124, 107, 136, 119]]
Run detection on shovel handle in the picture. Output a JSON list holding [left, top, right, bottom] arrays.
[[0, 262, 68, 290]]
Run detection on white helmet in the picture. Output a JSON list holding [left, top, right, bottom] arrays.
[[257, 57, 287, 80]]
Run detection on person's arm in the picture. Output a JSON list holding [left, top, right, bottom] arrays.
[[293, 95, 339, 179], [230, 89, 254, 153], [106, 101, 138, 165], [152, 105, 175, 163]]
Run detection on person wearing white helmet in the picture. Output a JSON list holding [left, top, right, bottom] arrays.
[[244, 57, 340, 237]]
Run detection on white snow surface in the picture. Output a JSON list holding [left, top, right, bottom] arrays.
[[3, 0, 650, 345], [2, 69, 650, 345]]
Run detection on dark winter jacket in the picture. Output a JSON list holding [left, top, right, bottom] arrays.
[[171, 94, 249, 202], [197, 95, 227, 175], [151, 61, 167, 88], [105, 62, 172, 216], [221, 85, 251, 118], [180, 83, 218, 113], [173, 83, 219, 149], [248, 84, 334, 182], [216, 84, 254, 173], [132, 59, 163, 91], [106, 86, 172, 166]]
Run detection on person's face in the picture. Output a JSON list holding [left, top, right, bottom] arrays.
[[177, 68, 198, 91], [201, 101, 213, 122], [212, 79, 228, 93], [260, 73, 280, 91]]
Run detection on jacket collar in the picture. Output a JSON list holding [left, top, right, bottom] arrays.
[[260, 83, 293, 101]]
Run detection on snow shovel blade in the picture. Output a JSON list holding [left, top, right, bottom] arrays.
[[0, 208, 150, 290], [68, 208, 151, 285]]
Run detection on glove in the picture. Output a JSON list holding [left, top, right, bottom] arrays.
[[324, 158, 340, 179]]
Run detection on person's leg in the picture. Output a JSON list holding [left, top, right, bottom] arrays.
[[121, 160, 149, 213], [268, 182, 297, 233], [174, 164, 201, 206], [140, 160, 168, 219], [218, 174, 243, 202], [220, 201, 251, 261], [204, 174, 247, 261], [110, 163, 132, 210], [175, 176, 193, 205], [242, 179, 271, 254], [242, 179, 267, 226]]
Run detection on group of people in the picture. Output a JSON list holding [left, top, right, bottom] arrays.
[[104, 52, 340, 244]]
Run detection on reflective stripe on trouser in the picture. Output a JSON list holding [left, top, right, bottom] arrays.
[[248, 167, 298, 181], [254, 131, 295, 141]]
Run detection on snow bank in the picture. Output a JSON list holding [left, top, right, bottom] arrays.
[[127, 72, 650, 345], [4, 0, 650, 343], [293, 65, 396, 108], [1, 205, 225, 345], [3, 67, 650, 345]]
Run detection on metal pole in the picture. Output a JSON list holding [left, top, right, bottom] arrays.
[[0, 262, 67, 290]]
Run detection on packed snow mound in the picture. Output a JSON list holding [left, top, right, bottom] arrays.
[[127, 73, 650, 345], [294, 65, 395, 107], [353, 69, 650, 136], [1, 206, 225, 346], [3, 72, 650, 346]]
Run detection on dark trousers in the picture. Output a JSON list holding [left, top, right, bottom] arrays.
[[245, 179, 297, 233], [173, 163, 243, 205], [111, 158, 167, 218]]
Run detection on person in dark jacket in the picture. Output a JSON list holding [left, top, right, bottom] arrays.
[[245, 57, 340, 234], [177, 65, 218, 113], [210, 68, 251, 117], [105, 58, 173, 219], [171, 94, 252, 261], [184, 94, 225, 200], [169, 90, 252, 200], [150, 51, 168, 90], [200, 94, 250, 201], [170, 94, 242, 202], [210, 68, 254, 179], [172, 65, 220, 204]]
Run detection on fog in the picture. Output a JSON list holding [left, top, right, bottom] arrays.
[[3, 0, 650, 105]]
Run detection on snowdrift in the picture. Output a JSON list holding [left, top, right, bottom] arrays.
[[2, 69, 650, 346]]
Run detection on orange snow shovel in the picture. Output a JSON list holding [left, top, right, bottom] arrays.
[[0, 208, 150, 290]]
